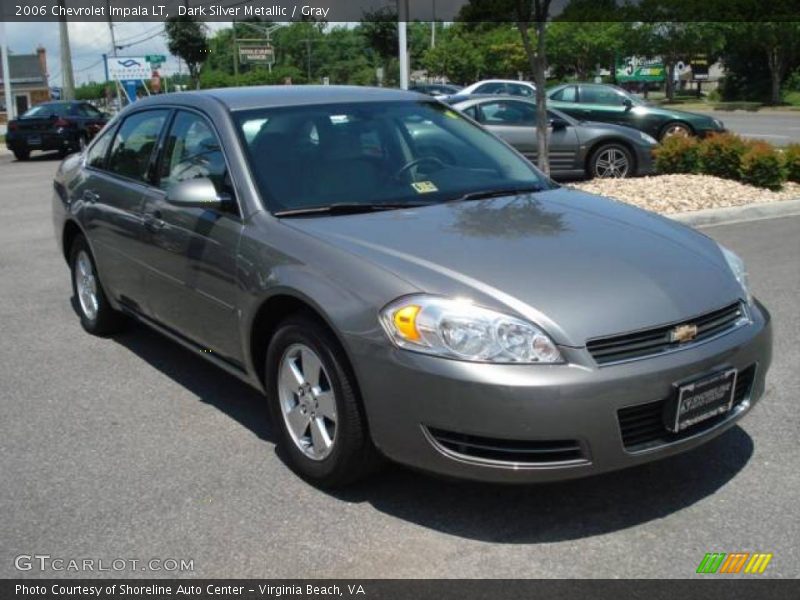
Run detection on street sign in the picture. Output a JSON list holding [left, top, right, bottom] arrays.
[[238, 45, 274, 65], [146, 54, 167, 64], [107, 56, 150, 81], [615, 57, 665, 83], [690, 56, 710, 81]]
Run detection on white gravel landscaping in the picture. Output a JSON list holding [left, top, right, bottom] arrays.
[[571, 174, 800, 214]]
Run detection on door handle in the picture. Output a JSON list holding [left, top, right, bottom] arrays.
[[82, 190, 99, 203], [143, 211, 166, 232]]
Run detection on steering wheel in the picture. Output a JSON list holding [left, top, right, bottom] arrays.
[[392, 155, 447, 181]]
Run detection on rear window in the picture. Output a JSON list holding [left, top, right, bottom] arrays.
[[21, 103, 73, 118]]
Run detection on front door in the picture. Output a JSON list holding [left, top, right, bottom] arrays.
[[14, 94, 29, 116], [139, 109, 244, 364]]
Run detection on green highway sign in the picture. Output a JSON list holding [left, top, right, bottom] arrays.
[[146, 54, 167, 64]]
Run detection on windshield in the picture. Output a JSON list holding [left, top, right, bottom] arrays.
[[234, 101, 553, 214]]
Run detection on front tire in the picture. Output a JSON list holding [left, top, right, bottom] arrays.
[[589, 143, 634, 179], [265, 314, 380, 487], [69, 236, 126, 335]]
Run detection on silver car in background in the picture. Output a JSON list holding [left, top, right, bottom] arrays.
[[53, 86, 771, 487]]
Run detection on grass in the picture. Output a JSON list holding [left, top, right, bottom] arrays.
[[783, 90, 800, 107]]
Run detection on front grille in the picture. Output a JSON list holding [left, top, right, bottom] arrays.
[[426, 427, 585, 464], [587, 302, 746, 365], [617, 364, 756, 451]]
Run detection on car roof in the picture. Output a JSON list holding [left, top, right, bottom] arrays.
[[131, 85, 429, 112]]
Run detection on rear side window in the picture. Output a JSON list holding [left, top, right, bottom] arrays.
[[86, 125, 116, 170], [474, 82, 505, 94], [79, 104, 103, 118], [507, 83, 533, 97], [107, 110, 168, 183], [579, 86, 626, 105]]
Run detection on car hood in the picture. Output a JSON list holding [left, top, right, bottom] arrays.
[[283, 188, 743, 346], [579, 120, 655, 143], [642, 104, 717, 125]]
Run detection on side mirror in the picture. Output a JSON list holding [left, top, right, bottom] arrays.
[[622, 98, 633, 110], [549, 117, 568, 130], [165, 178, 228, 211]]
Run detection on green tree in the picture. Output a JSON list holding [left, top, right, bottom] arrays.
[[165, 16, 209, 89]]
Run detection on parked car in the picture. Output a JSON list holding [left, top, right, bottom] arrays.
[[448, 95, 657, 179], [547, 83, 725, 140], [410, 83, 463, 96], [447, 79, 536, 99], [6, 101, 109, 161], [53, 86, 771, 488]]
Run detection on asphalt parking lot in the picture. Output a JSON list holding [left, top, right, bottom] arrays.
[[1, 153, 798, 579]]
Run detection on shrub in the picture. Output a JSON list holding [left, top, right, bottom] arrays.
[[784, 144, 800, 183], [740, 142, 786, 190], [698, 132, 747, 180], [653, 136, 700, 174]]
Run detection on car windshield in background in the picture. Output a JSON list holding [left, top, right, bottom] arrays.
[[21, 103, 72, 118], [234, 101, 552, 215]]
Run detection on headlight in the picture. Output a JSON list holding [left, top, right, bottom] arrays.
[[639, 131, 658, 144], [720, 245, 752, 305], [713, 118, 724, 129], [380, 295, 563, 363]]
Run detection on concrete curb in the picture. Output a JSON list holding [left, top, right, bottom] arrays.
[[669, 199, 800, 227]]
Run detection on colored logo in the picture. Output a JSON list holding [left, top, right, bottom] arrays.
[[118, 59, 142, 68], [696, 552, 773, 574]]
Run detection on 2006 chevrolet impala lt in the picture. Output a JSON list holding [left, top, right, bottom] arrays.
[[53, 86, 772, 487]]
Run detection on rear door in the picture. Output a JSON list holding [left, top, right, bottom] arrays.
[[78, 109, 170, 310], [138, 109, 244, 364], [475, 100, 579, 173], [577, 85, 630, 126]]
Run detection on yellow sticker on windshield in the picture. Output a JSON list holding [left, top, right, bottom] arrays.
[[411, 181, 438, 194], [444, 110, 459, 119]]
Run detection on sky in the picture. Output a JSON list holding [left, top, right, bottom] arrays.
[[2, 21, 230, 88]]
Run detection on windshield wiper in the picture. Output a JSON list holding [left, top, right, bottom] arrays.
[[446, 186, 546, 204], [274, 202, 429, 217]]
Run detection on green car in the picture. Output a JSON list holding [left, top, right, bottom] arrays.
[[547, 83, 725, 141]]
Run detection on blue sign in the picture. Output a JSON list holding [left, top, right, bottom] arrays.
[[121, 80, 139, 103]]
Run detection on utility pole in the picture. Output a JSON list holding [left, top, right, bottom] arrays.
[[397, 0, 409, 89], [0, 21, 14, 120], [431, 0, 436, 49], [58, 0, 75, 100]]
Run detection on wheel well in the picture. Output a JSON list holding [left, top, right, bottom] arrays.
[[250, 294, 337, 387], [62, 221, 83, 263], [585, 139, 637, 176]]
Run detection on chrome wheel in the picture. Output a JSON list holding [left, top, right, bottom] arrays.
[[278, 343, 337, 461], [75, 250, 99, 322], [661, 123, 691, 139], [594, 147, 630, 178]]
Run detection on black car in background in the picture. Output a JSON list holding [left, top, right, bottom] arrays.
[[5, 101, 109, 161]]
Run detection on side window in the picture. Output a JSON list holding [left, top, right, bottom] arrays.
[[474, 82, 504, 94], [462, 106, 479, 120], [159, 111, 230, 197], [508, 83, 533, 97], [550, 86, 577, 102], [86, 125, 116, 170], [107, 110, 168, 183], [580, 86, 625, 106], [479, 101, 535, 126]]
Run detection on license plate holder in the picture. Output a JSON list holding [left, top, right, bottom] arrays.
[[666, 368, 738, 433], [27, 135, 42, 146]]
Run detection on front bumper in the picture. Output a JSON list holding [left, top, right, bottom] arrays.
[[350, 301, 771, 483], [635, 145, 656, 176]]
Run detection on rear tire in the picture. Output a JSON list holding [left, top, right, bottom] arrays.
[[265, 313, 381, 487], [69, 236, 126, 336], [13, 149, 30, 161]]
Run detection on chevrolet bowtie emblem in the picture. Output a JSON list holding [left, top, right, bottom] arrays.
[[670, 323, 698, 343]]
